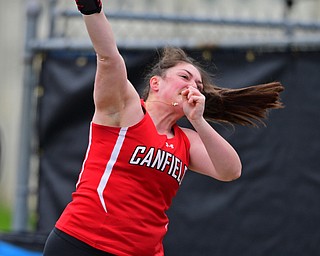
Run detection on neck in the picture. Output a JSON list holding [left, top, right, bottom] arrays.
[[145, 100, 181, 137], [147, 100, 179, 107]]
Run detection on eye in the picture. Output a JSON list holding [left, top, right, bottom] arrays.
[[180, 74, 189, 80]]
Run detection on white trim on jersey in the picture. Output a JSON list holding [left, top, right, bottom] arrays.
[[97, 127, 128, 213], [75, 122, 93, 188]]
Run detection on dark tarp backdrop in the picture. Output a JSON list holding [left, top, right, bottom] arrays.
[[37, 48, 320, 256]]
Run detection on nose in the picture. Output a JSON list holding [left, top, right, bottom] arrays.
[[188, 81, 201, 91], [188, 80, 198, 89]]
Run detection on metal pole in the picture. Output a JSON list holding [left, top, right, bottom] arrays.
[[12, 0, 41, 232], [283, 0, 294, 38], [48, 0, 58, 37]]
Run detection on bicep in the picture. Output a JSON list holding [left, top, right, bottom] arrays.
[[92, 54, 143, 127], [94, 54, 134, 111], [182, 128, 217, 178]]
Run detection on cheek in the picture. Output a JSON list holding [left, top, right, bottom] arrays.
[[171, 79, 186, 91], [160, 78, 184, 97]]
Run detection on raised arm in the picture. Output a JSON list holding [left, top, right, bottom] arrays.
[[76, 0, 143, 127]]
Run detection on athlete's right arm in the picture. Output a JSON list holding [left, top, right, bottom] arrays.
[[76, 0, 143, 126]]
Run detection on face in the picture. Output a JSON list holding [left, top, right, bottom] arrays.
[[151, 62, 203, 105]]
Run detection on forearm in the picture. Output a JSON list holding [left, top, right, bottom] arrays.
[[75, 0, 119, 59], [190, 117, 242, 181], [83, 12, 120, 59]]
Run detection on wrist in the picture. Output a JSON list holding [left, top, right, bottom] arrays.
[[189, 116, 206, 127], [75, 0, 102, 15]]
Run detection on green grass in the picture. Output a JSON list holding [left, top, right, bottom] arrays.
[[0, 204, 38, 232], [0, 204, 12, 232]]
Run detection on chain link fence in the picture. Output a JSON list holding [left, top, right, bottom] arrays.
[[29, 0, 320, 50]]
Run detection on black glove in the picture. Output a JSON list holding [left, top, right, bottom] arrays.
[[75, 0, 102, 15]]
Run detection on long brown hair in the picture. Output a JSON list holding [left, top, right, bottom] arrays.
[[143, 47, 284, 127]]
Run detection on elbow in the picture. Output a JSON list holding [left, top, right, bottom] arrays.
[[226, 154, 242, 181], [96, 53, 126, 72], [230, 163, 242, 181], [218, 160, 242, 182], [96, 50, 124, 65]]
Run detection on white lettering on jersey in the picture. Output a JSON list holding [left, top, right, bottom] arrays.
[[129, 146, 187, 185]]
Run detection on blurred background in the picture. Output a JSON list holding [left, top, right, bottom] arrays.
[[1, 0, 320, 255]]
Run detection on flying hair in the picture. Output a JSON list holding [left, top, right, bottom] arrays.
[[143, 47, 284, 127]]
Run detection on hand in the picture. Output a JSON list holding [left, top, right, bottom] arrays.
[[181, 87, 205, 121], [75, 0, 102, 15]]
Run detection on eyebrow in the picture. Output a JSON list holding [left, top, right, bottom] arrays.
[[180, 69, 193, 77]]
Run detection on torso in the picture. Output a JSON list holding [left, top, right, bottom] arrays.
[[56, 105, 190, 256]]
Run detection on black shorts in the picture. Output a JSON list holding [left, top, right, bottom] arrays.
[[43, 227, 115, 256]]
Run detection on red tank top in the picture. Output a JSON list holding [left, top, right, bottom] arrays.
[[56, 105, 190, 256]]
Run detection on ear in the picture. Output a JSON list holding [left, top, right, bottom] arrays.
[[149, 76, 160, 92]]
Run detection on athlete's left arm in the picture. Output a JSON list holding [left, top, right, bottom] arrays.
[[180, 86, 241, 182], [181, 123, 241, 182]]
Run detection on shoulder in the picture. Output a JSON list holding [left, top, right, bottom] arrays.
[[180, 127, 199, 140], [179, 126, 200, 146]]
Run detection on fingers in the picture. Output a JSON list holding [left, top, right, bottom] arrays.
[[181, 87, 205, 121], [181, 87, 204, 104]]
